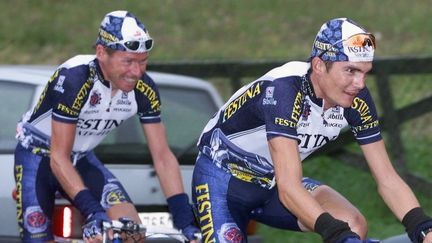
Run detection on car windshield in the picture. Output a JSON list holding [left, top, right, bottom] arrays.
[[94, 85, 218, 164], [0, 81, 35, 153]]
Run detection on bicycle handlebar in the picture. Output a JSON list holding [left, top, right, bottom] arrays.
[[102, 218, 202, 243]]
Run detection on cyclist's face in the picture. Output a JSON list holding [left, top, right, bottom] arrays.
[[316, 60, 372, 108], [97, 45, 149, 92]]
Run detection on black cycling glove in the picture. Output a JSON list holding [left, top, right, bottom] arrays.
[[315, 212, 361, 243], [167, 193, 200, 241], [402, 207, 432, 243]]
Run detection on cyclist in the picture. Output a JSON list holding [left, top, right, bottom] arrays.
[[14, 10, 199, 243], [192, 17, 432, 243]]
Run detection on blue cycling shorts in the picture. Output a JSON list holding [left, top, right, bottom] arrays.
[[192, 153, 323, 243], [14, 143, 132, 242]]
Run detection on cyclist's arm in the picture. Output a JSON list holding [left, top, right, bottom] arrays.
[[143, 122, 199, 243], [269, 136, 325, 230], [142, 122, 185, 197], [50, 120, 87, 199], [361, 139, 421, 220]]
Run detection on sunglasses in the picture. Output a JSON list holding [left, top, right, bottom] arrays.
[[108, 38, 154, 52], [318, 33, 376, 59]]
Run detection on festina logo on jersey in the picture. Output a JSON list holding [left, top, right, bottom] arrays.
[[77, 118, 123, 130], [297, 133, 338, 149]]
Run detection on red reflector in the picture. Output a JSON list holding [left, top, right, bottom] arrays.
[[52, 206, 72, 238], [11, 188, 17, 201]]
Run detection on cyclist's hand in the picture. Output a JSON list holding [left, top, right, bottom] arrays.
[[423, 232, 432, 243], [181, 224, 201, 242], [82, 211, 111, 243], [167, 193, 201, 242]]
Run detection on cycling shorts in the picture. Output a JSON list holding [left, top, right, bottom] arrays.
[[192, 153, 322, 243], [14, 143, 132, 242]]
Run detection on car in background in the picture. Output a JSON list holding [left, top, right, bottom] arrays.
[[0, 65, 262, 242]]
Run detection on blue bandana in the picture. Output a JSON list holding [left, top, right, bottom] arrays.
[[310, 18, 375, 62], [95, 10, 153, 53]]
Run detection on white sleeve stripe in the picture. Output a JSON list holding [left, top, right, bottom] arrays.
[[52, 113, 78, 121], [140, 115, 161, 120], [356, 132, 381, 140], [266, 131, 298, 140], [228, 125, 266, 139], [33, 111, 52, 124]]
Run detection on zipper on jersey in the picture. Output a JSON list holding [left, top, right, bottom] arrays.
[[106, 100, 112, 112], [321, 100, 328, 125], [106, 84, 116, 112]]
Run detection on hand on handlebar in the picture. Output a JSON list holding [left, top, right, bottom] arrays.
[[167, 193, 201, 242], [73, 189, 111, 242], [82, 211, 111, 242], [181, 224, 201, 242]]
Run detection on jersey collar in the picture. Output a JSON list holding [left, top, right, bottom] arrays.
[[302, 68, 324, 107]]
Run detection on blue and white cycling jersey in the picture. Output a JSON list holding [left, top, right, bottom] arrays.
[[16, 55, 161, 155], [197, 61, 382, 189]]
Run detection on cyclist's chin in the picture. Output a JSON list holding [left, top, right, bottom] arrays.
[[120, 81, 137, 92], [121, 88, 134, 93], [337, 98, 355, 108]]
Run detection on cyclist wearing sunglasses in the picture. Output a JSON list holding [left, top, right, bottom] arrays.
[[14, 10, 199, 243], [192, 18, 432, 243]]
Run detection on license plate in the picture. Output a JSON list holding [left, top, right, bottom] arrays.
[[139, 212, 174, 228]]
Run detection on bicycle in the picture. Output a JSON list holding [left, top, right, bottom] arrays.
[[101, 217, 201, 243], [54, 217, 200, 243], [102, 218, 145, 243]]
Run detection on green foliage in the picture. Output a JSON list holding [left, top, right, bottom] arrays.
[[2, 0, 432, 64]]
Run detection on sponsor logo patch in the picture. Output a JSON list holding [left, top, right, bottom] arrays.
[[89, 90, 102, 107], [219, 223, 243, 243], [24, 206, 48, 234]]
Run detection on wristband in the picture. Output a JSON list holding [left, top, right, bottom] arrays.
[[73, 189, 104, 218], [402, 207, 432, 242], [167, 193, 195, 229], [314, 212, 360, 243]]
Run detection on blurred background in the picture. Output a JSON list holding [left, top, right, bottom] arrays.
[[2, 0, 432, 63], [1, 0, 431, 242]]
